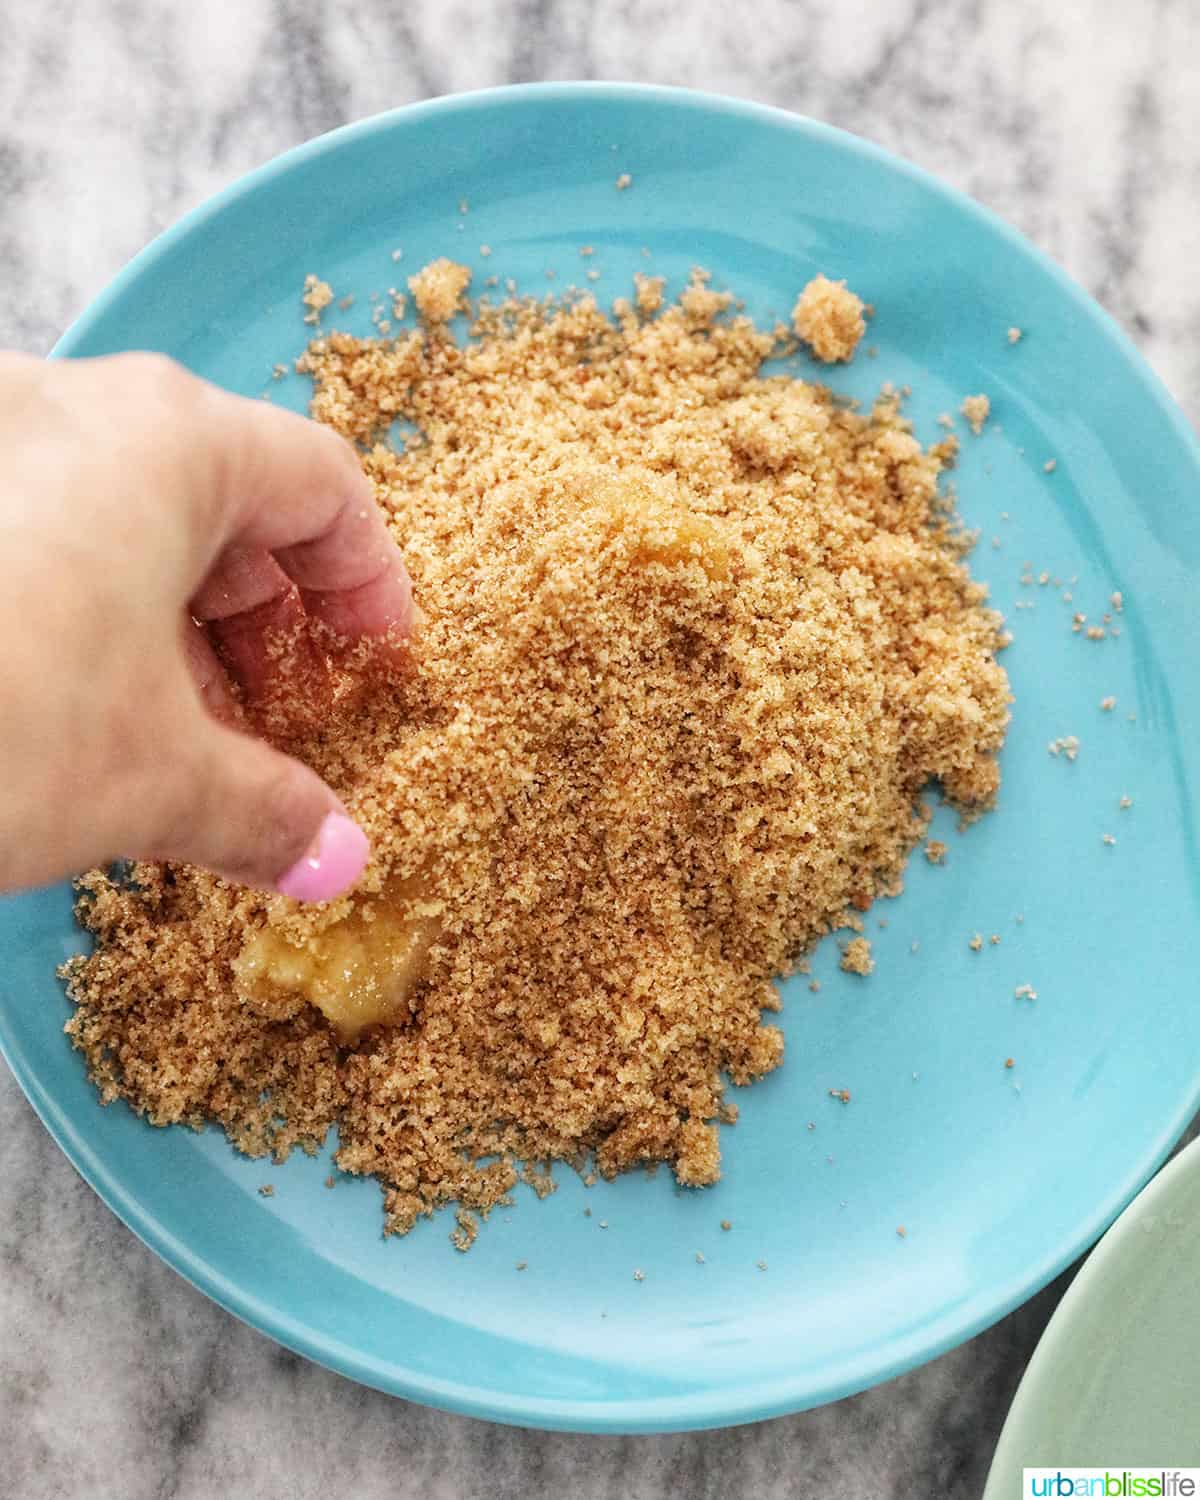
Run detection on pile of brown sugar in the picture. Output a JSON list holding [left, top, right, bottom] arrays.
[[63, 264, 1010, 1242]]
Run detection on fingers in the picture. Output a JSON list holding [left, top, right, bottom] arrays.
[[139, 705, 369, 899], [14, 353, 416, 645], [38, 352, 416, 642], [171, 366, 415, 707], [180, 616, 242, 725], [187, 377, 417, 640], [275, 500, 416, 641], [190, 546, 332, 722]]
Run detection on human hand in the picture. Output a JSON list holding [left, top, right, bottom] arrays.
[[0, 351, 416, 899]]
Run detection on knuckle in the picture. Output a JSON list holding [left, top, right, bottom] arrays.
[[315, 419, 371, 492], [112, 351, 198, 406]]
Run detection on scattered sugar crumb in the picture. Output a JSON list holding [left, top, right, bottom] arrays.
[[840, 938, 874, 976], [961, 394, 990, 435], [756, 1259, 768, 1271], [258, 1183, 274, 1197], [616, 173, 632, 191], [1004, 1057, 1015, 1069], [302, 273, 334, 325], [1048, 736, 1080, 761], [1014, 983, 1038, 1001], [721, 1220, 733, 1232], [480, 244, 492, 258], [1086, 626, 1106, 641], [324, 1175, 335, 1189], [829, 1088, 852, 1104], [1119, 795, 1133, 810], [580, 246, 595, 257], [1111, 591, 1124, 612], [634, 273, 666, 315], [1043, 459, 1057, 473], [808, 979, 821, 993], [695, 1251, 705, 1264], [407, 257, 471, 323], [1100, 696, 1116, 711], [450, 1208, 479, 1252], [924, 840, 948, 865], [791, 274, 866, 363], [271, 362, 289, 380], [896, 1225, 907, 1239], [391, 248, 403, 262], [969, 933, 983, 952], [1102, 833, 1116, 847], [633, 1268, 645, 1281], [516, 1260, 527, 1270], [1007, 327, 1022, 344]]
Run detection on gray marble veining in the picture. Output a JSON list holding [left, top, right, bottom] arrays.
[[1, 2, 1197, 1497]]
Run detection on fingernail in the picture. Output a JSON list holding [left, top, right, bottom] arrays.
[[275, 811, 369, 902]]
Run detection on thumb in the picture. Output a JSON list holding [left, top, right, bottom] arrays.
[[141, 713, 369, 901]]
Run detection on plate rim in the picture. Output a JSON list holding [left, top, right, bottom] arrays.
[[4, 79, 1197, 1432]]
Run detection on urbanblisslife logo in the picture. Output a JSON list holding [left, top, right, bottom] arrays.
[[1024, 1472, 1200, 1497]]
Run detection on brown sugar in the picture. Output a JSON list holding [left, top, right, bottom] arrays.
[[792, 274, 866, 363], [62, 264, 1010, 1241], [633, 273, 665, 315], [961, 394, 990, 435], [302, 274, 334, 326], [407, 257, 471, 323], [840, 938, 874, 977]]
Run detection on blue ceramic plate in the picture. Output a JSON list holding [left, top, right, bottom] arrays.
[[2, 84, 1198, 1433]]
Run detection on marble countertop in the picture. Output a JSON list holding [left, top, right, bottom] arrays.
[[1, 2, 1197, 1496]]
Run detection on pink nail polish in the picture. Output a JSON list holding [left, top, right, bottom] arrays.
[[275, 811, 369, 902]]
